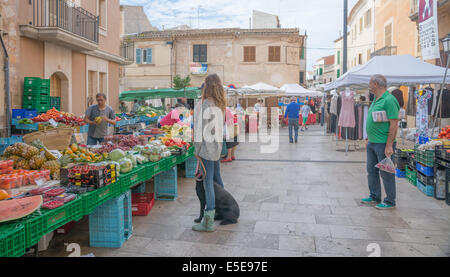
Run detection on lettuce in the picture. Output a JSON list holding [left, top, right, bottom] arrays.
[[110, 149, 126, 161]]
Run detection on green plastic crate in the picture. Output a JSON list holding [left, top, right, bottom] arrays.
[[23, 93, 50, 103], [145, 162, 158, 179], [0, 223, 26, 257], [406, 166, 417, 187], [20, 212, 46, 247], [119, 166, 147, 193], [23, 101, 51, 113], [24, 77, 50, 89], [414, 146, 435, 167], [41, 196, 83, 234], [82, 182, 121, 216]]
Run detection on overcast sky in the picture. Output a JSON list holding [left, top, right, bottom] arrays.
[[120, 0, 359, 71]]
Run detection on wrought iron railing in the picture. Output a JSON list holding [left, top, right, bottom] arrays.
[[120, 40, 135, 62], [371, 46, 397, 58], [30, 0, 99, 43]]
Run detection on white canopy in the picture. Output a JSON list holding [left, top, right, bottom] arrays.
[[325, 55, 450, 91], [241, 82, 281, 93], [280, 84, 324, 97]]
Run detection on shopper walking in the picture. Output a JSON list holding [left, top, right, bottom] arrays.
[[84, 93, 116, 145], [193, 73, 227, 232], [361, 74, 400, 210], [300, 102, 311, 131], [284, 97, 300, 143]]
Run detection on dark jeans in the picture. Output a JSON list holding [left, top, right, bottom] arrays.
[[200, 158, 225, 211], [366, 142, 397, 206], [288, 118, 299, 142], [87, 136, 104, 146]]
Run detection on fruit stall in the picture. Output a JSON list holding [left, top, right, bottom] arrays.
[[394, 128, 450, 205], [0, 115, 196, 257]]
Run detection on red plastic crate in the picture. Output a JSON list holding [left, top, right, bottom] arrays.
[[131, 193, 154, 216]]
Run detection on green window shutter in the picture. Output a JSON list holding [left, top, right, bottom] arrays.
[[147, 48, 152, 64], [337, 69, 340, 78], [301, 47, 305, 60], [337, 51, 340, 65], [320, 68, 323, 75], [136, 48, 142, 64]]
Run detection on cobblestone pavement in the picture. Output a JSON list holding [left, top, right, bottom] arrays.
[[38, 125, 450, 257]]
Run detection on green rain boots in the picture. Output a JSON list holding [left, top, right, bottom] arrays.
[[192, 209, 216, 232]]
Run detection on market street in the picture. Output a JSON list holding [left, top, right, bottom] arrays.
[[37, 125, 450, 257]]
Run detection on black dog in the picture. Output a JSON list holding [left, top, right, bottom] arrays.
[[194, 178, 240, 225]]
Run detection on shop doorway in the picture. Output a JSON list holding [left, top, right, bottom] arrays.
[[50, 72, 69, 111]]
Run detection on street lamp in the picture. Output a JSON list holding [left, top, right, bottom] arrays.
[[434, 34, 450, 130], [442, 34, 450, 54]]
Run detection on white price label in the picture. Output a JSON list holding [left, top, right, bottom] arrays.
[[49, 118, 58, 128], [35, 178, 46, 187]]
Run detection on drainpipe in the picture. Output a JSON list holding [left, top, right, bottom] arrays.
[[0, 32, 11, 137]]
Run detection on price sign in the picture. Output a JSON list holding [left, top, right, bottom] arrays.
[[73, 133, 84, 144], [49, 119, 58, 128]]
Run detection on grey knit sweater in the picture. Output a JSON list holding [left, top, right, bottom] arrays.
[[194, 99, 224, 161]]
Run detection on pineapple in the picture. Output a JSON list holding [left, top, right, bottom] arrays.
[[44, 149, 57, 161], [14, 143, 29, 156], [59, 155, 73, 167], [14, 158, 28, 169], [31, 139, 45, 150], [42, 160, 61, 180], [29, 155, 46, 170], [23, 145, 40, 159], [3, 145, 15, 157], [8, 155, 21, 163]]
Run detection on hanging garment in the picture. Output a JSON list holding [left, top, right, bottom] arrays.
[[337, 95, 342, 117], [406, 87, 417, 116], [432, 89, 450, 118], [338, 91, 356, 128], [330, 96, 338, 115], [424, 87, 434, 116], [363, 105, 369, 140], [358, 105, 363, 140], [415, 89, 433, 143]]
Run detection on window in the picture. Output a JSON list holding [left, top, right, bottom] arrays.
[[319, 68, 323, 76], [365, 9, 372, 27], [136, 48, 152, 64], [337, 69, 340, 78], [299, 72, 304, 84], [367, 50, 372, 61], [300, 47, 305, 60], [360, 17, 363, 33], [268, 46, 281, 62], [243, 46, 256, 62], [385, 23, 392, 47], [358, 53, 362, 65], [193, 44, 207, 63], [98, 0, 107, 29], [337, 51, 341, 65]]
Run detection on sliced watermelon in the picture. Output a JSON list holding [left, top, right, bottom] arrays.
[[0, 195, 43, 223]]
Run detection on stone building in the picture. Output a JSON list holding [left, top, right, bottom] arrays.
[[0, 0, 130, 126], [121, 28, 307, 91], [120, 5, 158, 35], [312, 55, 335, 87], [347, 0, 376, 71]]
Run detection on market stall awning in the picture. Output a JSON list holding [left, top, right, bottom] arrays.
[[324, 55, 450, 91], [241, 82, 281, 93], [119, 88, 201, 101], [280, 84, 324, 97]]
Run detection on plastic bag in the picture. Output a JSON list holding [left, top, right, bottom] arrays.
[[375, 157, 396, 174]]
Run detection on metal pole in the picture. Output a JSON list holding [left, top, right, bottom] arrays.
[[432, 53, 449, 133], [343, 0, 348, 74], [1, 33, 11, 137]]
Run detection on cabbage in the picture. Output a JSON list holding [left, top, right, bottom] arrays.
[[119, 158, 133, 173], [135, 154, 148, 164], [126, 153, 137, 168], [133, 145, 145, 153], [149, 153, 161, 162], [110, 149, 126, 161]]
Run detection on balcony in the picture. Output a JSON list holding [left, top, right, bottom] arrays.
[[371, 46, 398, 58], [20, 0, 99, 52], [120, 40, 135, 65]]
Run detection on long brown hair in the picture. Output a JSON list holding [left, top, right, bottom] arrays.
[[202, 74, 227, 112]]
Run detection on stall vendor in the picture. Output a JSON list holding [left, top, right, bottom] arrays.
[[84, 93, 116, 145], [158, 103, 188, 128]]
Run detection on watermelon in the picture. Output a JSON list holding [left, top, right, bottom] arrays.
[[0, 195, 43, 223]]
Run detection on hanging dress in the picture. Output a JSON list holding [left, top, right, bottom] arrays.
[[414, 89, 432, 143], [338, 91, 356, 128]]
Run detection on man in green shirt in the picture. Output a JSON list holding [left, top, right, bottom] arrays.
[[361, 74, 400, 210]]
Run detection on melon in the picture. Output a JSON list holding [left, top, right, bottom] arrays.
[[0, 195, 43, 223]]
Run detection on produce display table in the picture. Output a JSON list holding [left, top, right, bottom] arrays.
[[0, 146, 195, 257]]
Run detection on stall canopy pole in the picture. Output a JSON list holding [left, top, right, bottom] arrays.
[[343, 0, 348, 74], [432, 53, 450, 133]]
